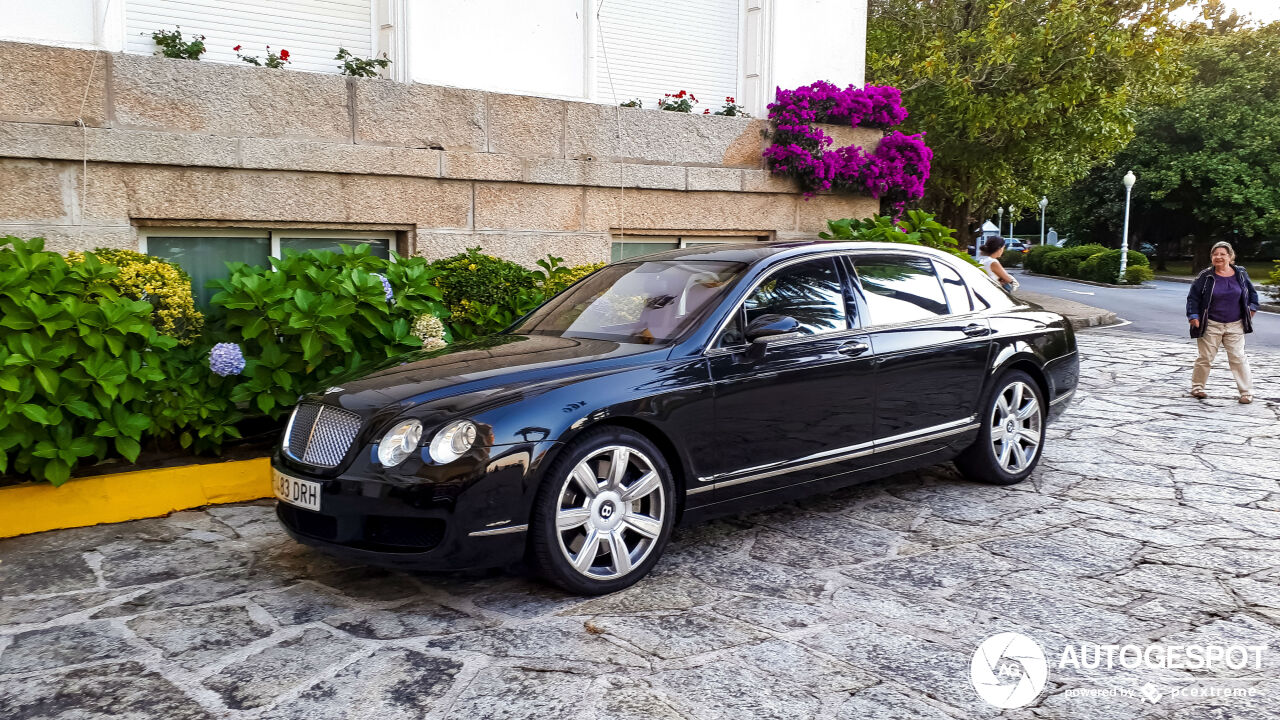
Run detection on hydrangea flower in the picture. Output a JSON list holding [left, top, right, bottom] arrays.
[[372, 272, 394, 302], [209, 342, 246, 376]]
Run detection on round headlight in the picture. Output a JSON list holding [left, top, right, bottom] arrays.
[[428, 420, 477, 464], [377, 419, 423, 467]]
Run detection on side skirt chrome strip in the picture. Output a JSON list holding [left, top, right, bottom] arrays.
[[1050, 388, 1075, 406], [468, 524, 529, 537], [687, 418, 980, 496]]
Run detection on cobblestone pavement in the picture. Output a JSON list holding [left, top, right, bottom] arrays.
[[2, 330, 1278, 720]]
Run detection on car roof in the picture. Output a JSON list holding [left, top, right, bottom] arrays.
[[615, 239, 970, 266]]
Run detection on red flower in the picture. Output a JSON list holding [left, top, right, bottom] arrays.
[[727, 96, 735, 102], [279, 49, 290, 61], [233, 45, 241, 51], [703, 109, 710, 114], [676, 90, 686, 97]]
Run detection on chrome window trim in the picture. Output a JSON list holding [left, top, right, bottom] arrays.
[[847, 253, 968, 331], [701, 250, 856, 356], [687, 417, 979, 495]]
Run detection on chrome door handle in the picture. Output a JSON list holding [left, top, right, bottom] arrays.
[[962, 324, 991, 337], [838, 341, 871, 356]]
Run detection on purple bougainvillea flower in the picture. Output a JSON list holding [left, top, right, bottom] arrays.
[[373, 272, 394, 302], [209, 342, 246, 377], [765, 82, 927, 199]]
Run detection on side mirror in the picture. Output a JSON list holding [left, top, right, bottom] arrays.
[[742, 314, 802, 362], [745, 314, 801, 343]]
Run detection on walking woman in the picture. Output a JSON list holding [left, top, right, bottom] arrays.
[[978, 236, 1020, 293], [1186, 241, 1259, 403]]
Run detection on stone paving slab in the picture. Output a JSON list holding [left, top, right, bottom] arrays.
[[1, 329, 1278, 719]]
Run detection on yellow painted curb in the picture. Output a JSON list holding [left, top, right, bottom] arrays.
[[0, 457, 273, 539]]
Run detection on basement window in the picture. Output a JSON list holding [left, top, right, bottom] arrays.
[[610, 235, 762, 262], [140, 229, 394, 307]]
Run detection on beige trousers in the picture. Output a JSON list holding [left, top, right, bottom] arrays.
[[1192, 320, 1253, 395]]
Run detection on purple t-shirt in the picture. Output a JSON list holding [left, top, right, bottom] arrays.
[[1207, 275, 1243, 323]]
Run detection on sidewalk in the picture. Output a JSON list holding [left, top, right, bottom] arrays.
[[1018, 290, 1118, 329]]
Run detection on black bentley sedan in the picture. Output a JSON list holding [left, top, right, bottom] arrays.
[[272, 241, 1078, 594]]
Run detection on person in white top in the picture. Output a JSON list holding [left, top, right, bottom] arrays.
[[978, 236, 1019, 293]]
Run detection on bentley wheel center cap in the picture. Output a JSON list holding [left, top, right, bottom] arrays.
[[592, 492, 624, 530]]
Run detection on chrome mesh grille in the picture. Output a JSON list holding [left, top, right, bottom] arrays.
[[285, 403, 362, 468]]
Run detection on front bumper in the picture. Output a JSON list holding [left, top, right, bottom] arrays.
[[272, 440, 559, 571]]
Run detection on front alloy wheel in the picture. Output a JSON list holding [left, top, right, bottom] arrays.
[[955, 370, 1045, 485], [531, 429, 674, 594]]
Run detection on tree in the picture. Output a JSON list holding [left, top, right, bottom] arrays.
[[1052, 20, 1280, 269], [866, 0, 1191, 241]]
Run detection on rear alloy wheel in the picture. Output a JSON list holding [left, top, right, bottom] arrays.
[[954, 370, 1045, 485], [530, 429, 674, 594]]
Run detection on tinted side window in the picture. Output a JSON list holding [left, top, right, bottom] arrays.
[[935, 260, 973, 313], [742, 258, 849, 337], [853, 257, 950, 325]]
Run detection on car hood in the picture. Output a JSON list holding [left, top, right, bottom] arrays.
[[320, 333, 666, 414]]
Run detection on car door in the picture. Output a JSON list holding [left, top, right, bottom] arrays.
[[845, 254, 992, 460], [700, 256, 876, 500]]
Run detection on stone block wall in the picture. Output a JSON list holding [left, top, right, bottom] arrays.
[[0, 40, 880, 266]]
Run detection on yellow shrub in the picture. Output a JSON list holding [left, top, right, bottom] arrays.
[[67, 249, 204, 344]]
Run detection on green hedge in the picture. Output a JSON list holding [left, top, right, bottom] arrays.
[[1077, 249, 1149, 284], [1024, 243, 1149, 285], [1024, 245, 1061, 273]]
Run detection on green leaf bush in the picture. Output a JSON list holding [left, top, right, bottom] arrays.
[[819, 210, 980, 267], [0, 238, 176, 484], [428, 249, 603, 340], [66, 248, 204, 345], [1043, 244, 1109, 278], [0, 237, 610, 485], [1078, 249, 1149, 285], [1024, 245, 1061, 273], [1024, 243, 1149, 284], [209, 245, 447, 418]]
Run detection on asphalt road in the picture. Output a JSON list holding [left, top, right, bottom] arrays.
[[1014, 270, 1280, 349]]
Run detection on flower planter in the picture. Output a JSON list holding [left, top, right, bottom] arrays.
[[0, 457, 271, 539]]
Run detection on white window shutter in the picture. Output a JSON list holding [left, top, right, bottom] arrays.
[[595, 0, 740, 109], [126, 0, 375, 75]]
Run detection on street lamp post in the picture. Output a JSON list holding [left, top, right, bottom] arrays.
[[997, 206, 1004, 238], [1008, 206, 1016, 239], [1119, 171, 1136, 281], [1038, 196, 1048, 246]]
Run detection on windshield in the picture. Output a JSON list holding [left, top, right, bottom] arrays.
[[513, 260, 746, 344]]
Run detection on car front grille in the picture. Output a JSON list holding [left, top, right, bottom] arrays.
[[285, 403, 362, 468]]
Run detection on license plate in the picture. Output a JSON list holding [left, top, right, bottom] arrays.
[[273, 469, 321, 512]]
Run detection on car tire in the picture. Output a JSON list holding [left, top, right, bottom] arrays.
[[954, 370, 1046, 486], [529, 427, 675, 595]]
